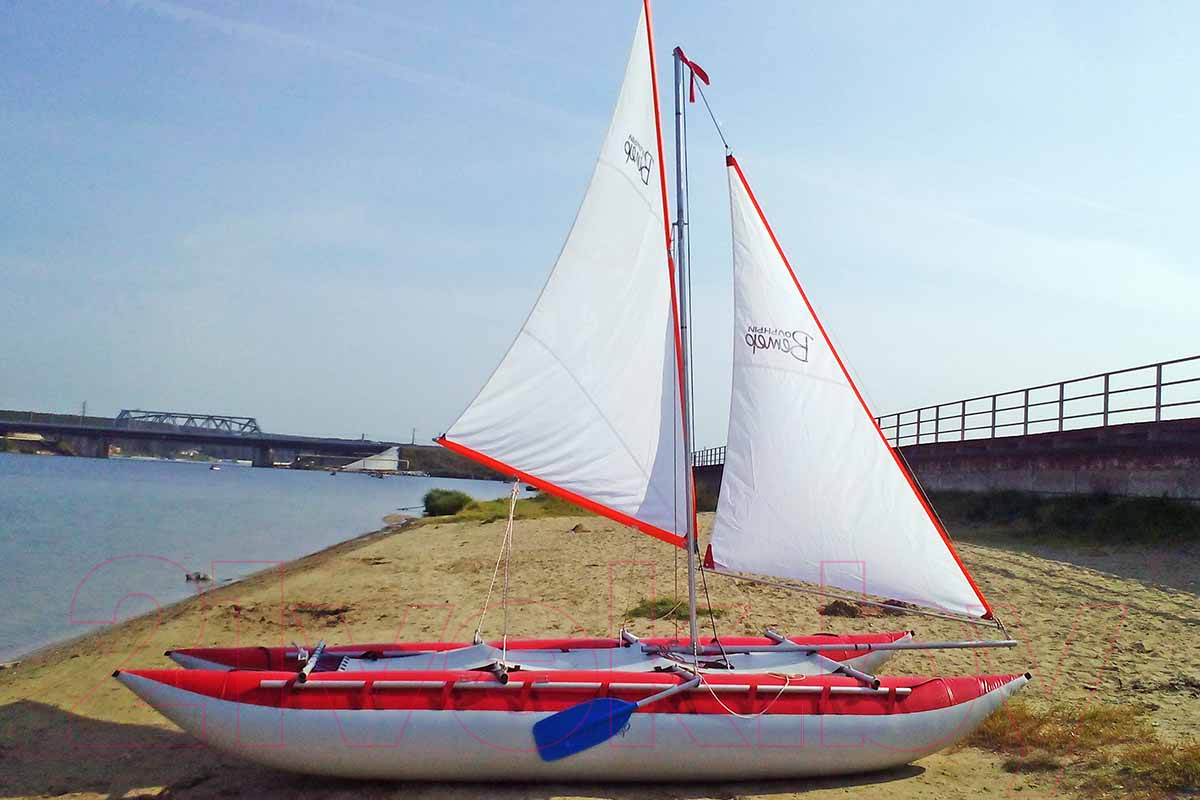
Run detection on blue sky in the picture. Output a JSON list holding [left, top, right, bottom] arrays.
[[3, 1, 1197, 445]]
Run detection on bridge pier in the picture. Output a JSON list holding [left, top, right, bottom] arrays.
[[252, 445, 273, 468], [62, 434, 110, 458]]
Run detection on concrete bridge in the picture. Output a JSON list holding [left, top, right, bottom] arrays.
[[692, 354, 1200, 502]]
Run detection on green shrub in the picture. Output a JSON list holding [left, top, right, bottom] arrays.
[[422, 489, 474, 516]]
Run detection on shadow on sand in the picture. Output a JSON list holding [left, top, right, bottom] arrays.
[[0, 699, 926, 799]]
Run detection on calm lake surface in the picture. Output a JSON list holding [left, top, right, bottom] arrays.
[[0, 453, 519, 661]]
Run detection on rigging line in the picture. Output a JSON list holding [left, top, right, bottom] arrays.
[[682, 78, 697, 463], [707, 567, 1004, 630], [694, 81, 729, 152], [500, 481, 518, 663], [674, 541, 680, 639], [698, 560, 730, 663], [475, 481, 520, 648], [624, 522, 641, 629]]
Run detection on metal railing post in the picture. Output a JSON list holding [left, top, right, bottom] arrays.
[[1057, 382, 1064, 432], [915, 408, 922, 445], [990, 395, 996, 439], [960, 400, 966, 440], [1155, 364, 1163, 422], [1023, 389, 1029, 435], [1103, 374, 1110, 426], [935, 405, 941, 443]]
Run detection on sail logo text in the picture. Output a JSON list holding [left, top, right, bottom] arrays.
[[623, 134, 653, 186], [745, 326, 813, 362]]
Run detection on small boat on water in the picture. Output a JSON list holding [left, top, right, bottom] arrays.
[[334, 446, 403, 477], [117, 1, 1026, 781]]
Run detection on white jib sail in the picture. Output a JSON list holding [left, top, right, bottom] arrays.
[[440, 4, 688, 545], [709, 157, 991, 618], [342, 446, 401, 473]]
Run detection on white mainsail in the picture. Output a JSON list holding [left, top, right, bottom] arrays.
[[342, 446, 401, 473], [708, 156, 992, 619], [440, 3, 689, 546]]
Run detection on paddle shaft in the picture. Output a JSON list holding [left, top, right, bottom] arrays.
[[635, 676, 702, 709]]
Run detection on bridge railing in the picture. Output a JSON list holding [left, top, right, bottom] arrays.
[[689, 354, 1200, 464], [876, 354, 1200, 447], [692, 445, 726, 467]]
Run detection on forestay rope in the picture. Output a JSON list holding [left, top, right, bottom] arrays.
[[474, 481, 522, 662]]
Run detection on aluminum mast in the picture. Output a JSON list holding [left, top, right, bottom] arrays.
[[672, 46, 699, 649]]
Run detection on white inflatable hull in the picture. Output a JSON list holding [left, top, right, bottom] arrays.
[[116, 670, 1027, 781]]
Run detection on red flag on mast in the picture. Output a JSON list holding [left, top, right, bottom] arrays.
[[673, 47, 709, 102]]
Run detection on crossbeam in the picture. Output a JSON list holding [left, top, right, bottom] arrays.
[[647, 639, 1019, 656]]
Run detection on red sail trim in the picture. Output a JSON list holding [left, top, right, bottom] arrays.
[[644, 0, 699, 542], [437, 436, 686, 549], [724, 154, 993, 619]]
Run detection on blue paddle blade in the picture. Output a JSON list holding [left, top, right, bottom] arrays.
[[532, 697, 637, 762]]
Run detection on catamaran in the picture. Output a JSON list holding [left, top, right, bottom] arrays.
[[116, 1, 1027, 780]]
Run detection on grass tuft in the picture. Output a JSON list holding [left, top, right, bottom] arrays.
[[625, 596, 725, 622], [1102, 741, 1200, 798], [967, 700, 1200, 799], [969, 701, 1151, 754]]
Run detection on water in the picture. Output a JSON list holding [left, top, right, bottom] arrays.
[[0, 453, 519, 661]]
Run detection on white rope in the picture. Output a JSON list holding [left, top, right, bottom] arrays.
[[700, 673, 794, 719], [500, 482, 518, 662], [474, 481, 521, 652]]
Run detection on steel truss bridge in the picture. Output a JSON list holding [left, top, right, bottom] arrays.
[[0, 408, 398, 467], [115, 410, 262, 434]]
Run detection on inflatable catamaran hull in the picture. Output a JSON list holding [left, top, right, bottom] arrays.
[[115, 669, 1028, 781], [165, 632, 914, 675]]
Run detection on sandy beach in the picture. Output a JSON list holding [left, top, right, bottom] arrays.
[[1, 509, 1196, 799]]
